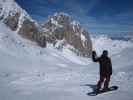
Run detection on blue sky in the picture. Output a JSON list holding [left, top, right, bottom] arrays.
[[16, 0, 133, 33]]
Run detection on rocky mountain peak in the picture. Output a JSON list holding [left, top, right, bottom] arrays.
[[42, 12, 92, 57], [44, 12, 81, 32]]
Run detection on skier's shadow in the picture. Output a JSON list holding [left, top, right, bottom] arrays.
[[81, 84, 96, 91], [81, 84, 97, 96]]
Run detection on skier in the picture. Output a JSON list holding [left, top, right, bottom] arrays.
[[92, 50, 112, 94]]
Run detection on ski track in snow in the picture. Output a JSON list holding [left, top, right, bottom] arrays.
[[0, 22, 133, 100]]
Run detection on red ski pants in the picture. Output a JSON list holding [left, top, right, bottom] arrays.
[[96, 75, 111, 90]]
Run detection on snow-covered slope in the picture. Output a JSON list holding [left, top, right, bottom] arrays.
[[0, 0, 47, 47], [0, 21, 133, 100], [0, 0, 33, 29], [0, 21, 89, 66], [0, 0, 27, 17]]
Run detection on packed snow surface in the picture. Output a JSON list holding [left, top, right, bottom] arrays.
[[0, 22, 133, 100]]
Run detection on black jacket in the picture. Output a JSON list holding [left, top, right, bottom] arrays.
[[92, 53, 112, 76]]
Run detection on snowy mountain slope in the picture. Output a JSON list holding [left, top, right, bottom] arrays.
[[0, 21, 89, 67], [0, 21, 133, 100], [0, 0, 33, 30], [0, 0, 46, 47]]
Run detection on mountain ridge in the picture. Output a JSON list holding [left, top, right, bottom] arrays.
[[0, 0, 92, 57]]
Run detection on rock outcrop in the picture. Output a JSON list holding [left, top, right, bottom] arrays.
[[42, 12, 92, 57]]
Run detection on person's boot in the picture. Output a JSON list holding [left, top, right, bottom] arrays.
[[103, 87, 109, 91], [95, 86, 100, 94], [103, 85, 110, 91], [103, 80, 110, 90]]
